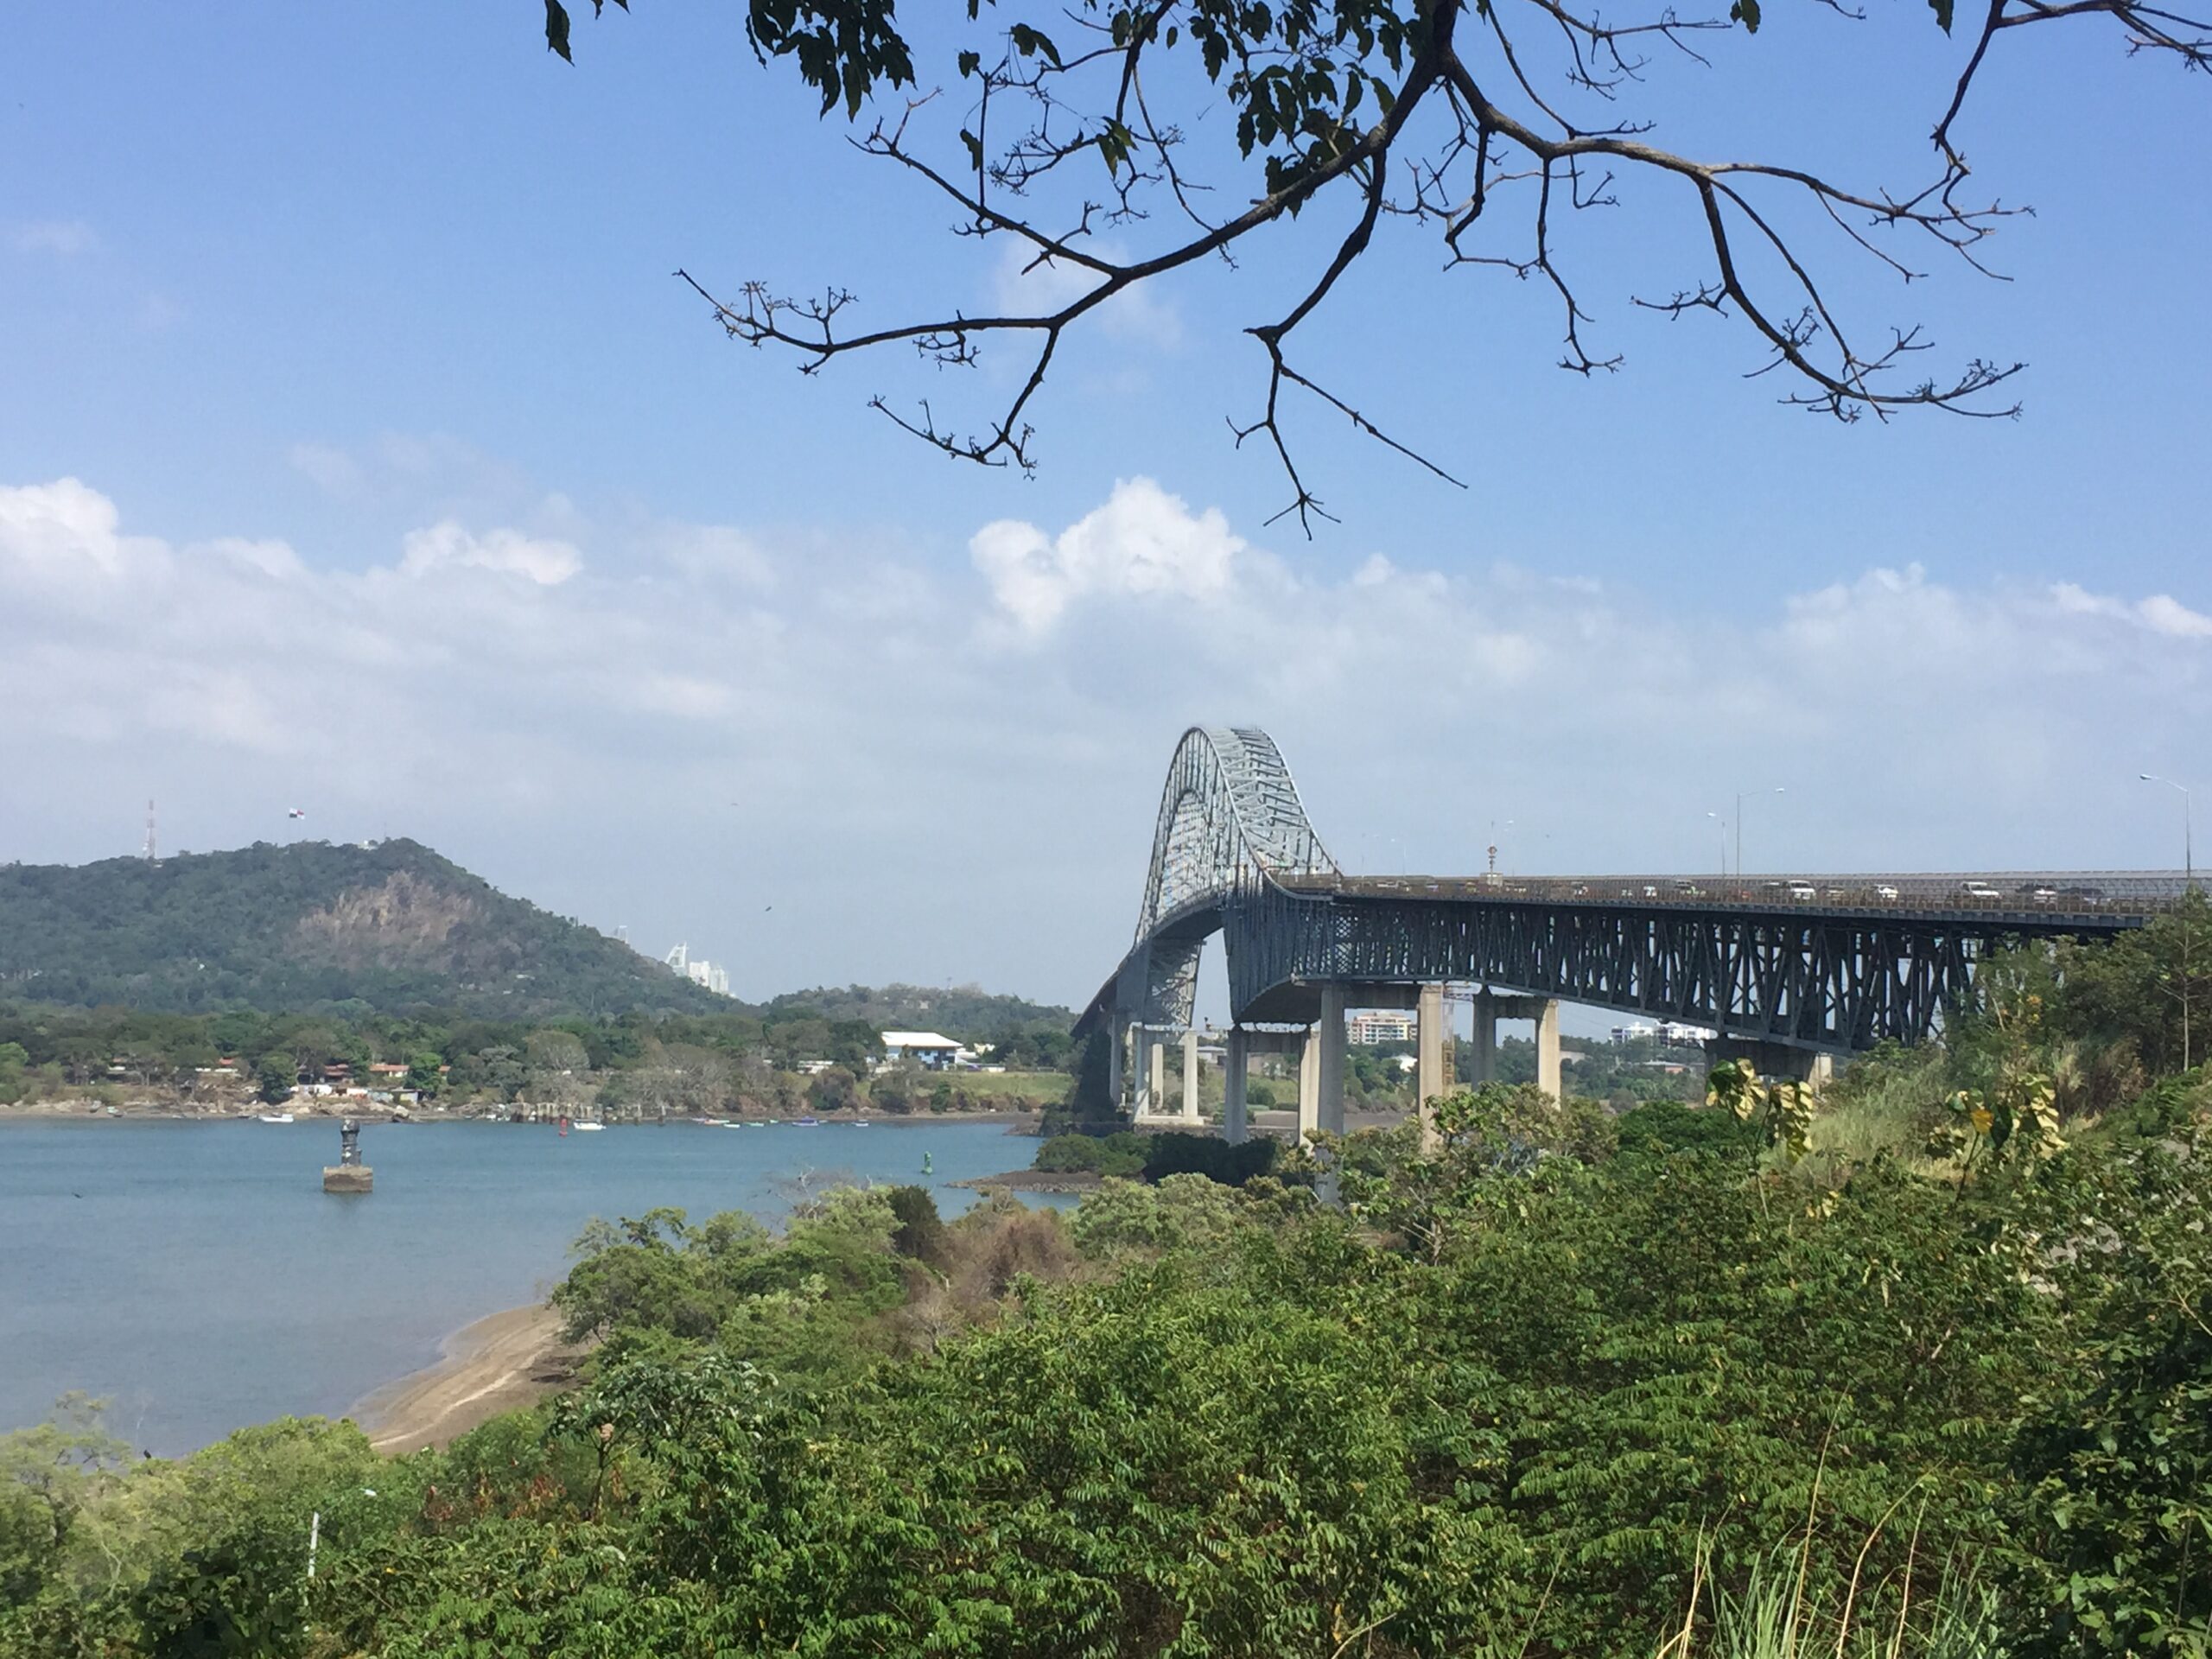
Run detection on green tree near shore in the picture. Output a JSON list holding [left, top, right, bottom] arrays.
[[252, 1055, 293, 1106]]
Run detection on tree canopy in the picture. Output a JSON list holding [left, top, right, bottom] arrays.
[[544, 0, 2203, 525]]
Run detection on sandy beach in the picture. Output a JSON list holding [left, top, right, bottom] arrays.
[[352, 1303, 580, 1455]]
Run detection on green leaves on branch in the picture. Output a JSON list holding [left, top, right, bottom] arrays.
[[1707, 1058, 1814, 1162], [545, 0, 915, 117], [543, 0, 626, 65], [1929, 1074, 2064, 1170]]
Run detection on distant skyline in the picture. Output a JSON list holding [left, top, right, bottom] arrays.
[[3, 7, 2206, 1017]]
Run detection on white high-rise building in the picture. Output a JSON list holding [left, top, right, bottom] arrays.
[[665, 944, 732, 996], [1347, 1010, 1418, 1045]]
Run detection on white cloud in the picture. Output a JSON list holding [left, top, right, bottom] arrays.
[[10, 219, 95, 254], [971, 476, 1248, 635], [398, 521, 582, 586], [3, 473, 2208, 1007], [2056, 582, 2212, 639]]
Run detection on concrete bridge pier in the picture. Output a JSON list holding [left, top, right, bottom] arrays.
[[1223, 1028, 1249, 1144], [1468, 989, 1564, 1101], [1415, 982, 1448, 1153], [1181, 1028, 1201, 1122], [1109, 1013, 1128, 1116], [1297, 1025, 1321, 1138], [1317, 984, 1346, 1137], [1147, 1033, 1166, 1116], [1313, 984, 1347, 1201], [1708, 1038, 1835, 1085]]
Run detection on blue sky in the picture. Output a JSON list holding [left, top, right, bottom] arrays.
[[3, 4, 2206, 1014]]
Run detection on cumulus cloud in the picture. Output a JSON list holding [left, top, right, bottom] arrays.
[[2052, 581, 2212, 639], [971, 476, 1249, 635], [397, 521, 582, 586], [3, 474, 2207, 1006]]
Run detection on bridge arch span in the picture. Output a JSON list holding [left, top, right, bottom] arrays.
[[1135, 726, 1337, 941]]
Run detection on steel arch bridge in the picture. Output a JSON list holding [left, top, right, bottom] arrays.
[[1074, 726, 2182, 1062]]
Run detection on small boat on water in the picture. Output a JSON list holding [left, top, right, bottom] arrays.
[[794, 1116, 820, 1127], [850, 1119, 870, 1128], [572, 1121, 605, 1133], [257, 1112, 294, 1124]]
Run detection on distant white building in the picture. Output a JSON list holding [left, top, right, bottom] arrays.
[[1611, 1020, 1715, 1046], [880, 1031, 963, 1071], [683, 959, 731, 996], [664, 943, 732, 996], [1347, 1010, 1418, 1045]]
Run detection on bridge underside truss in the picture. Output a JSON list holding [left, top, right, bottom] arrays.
[[1223, 889, 2120, 1048]]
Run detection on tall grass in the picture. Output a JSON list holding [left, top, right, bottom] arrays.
[[1655, 1529, 2006, 1659]]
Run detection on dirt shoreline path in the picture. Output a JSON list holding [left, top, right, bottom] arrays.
[[352, 1304, 578, 1455]]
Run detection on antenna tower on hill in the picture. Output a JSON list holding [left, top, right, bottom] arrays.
[[143, 799, 158, 863]]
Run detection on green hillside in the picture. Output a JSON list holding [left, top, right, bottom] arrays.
[[0, 840, 721, 1019]]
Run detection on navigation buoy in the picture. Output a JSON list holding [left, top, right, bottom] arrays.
[[322, 1117, 372, 1194]]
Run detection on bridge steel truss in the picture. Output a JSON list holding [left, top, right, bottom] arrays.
[[1219, 881, 2124, 1052], [1077, 725, 2158, 1057]]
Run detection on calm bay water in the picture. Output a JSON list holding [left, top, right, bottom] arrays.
[[0, 1116, 1040, 1456]]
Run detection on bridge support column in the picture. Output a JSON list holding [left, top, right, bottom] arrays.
[[1534, 998, 1562, 1103], [1318, 985, 1347, 1138], [1471, 990, 1497, 1085], [1297, 1026, 1320, 1139], [1316, 984, 1347, 1203], [1181, 1028, 1201, 1122], [1108, 1014, 1126, 1116], [1147, 1036, 1166, 1117], [1416, 982, 1446, 1154], [1224, 1029, 1249, 1145]]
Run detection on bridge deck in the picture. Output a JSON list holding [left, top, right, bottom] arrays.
[[1299, 871, 2189, 926]]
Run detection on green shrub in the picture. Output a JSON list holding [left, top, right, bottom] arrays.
[[1616, 1099, 1760, 1160], [1140, 1130, 1278, 1186]]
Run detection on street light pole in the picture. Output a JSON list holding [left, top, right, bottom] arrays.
[[2142, 773, 2196, 1069], [1707, 811, 1727, 880], [1735, 787, 1784, 879]]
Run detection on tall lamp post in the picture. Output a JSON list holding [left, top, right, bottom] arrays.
[[1735, 786, 1785, 880], [2142, 773, 2195, 1070], [1706, 810, 1728, 880], [2140, 774, 2193, 889]]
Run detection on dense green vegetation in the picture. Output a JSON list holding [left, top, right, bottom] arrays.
[[8, 904, 2209, 1656], [0, 1000, 1074, 1116], [1035, 1129, 1281, 1185], [0, 841, 721, 1019]]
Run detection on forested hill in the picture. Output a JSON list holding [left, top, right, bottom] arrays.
[[0, 840, 721, 1019], [760, 982, 1075, 1039]]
